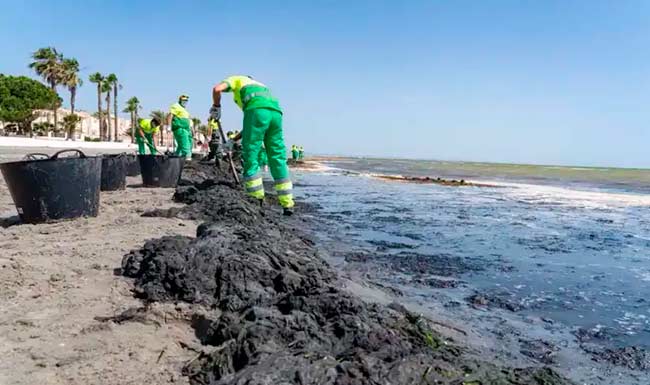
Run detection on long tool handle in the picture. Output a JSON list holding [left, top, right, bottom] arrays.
[[213, 119, 240, 184]]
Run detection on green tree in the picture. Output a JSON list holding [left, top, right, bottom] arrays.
[[123, 96, 140, 143], [88, 72, 105, 139], [0, 75, 60, 135], [62, 114, 81, 138], [29, 47, 63, 130], [150, 110, 167, 146], [32, 122, 56, 136], [61, 58, 82, 140], [105, 73, 120, 141]]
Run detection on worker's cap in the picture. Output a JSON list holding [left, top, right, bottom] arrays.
[[178, 94, 190, 101]]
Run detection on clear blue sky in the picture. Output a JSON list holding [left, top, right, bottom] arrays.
[[1, 0, 648, 167]]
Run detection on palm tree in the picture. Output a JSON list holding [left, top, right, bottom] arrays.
[[101, 81, 112, 141], [191, 117, 201, 143], [191, 117, 201, 131], [88, 72, 105, 139], [150, 110, 167, 146], [105, 73, 120, 141], [123, 97, 141, 143], [29, 47, 63, 131], [61, 58, 82, 140]]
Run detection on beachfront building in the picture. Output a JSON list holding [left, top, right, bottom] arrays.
[[1, 108, 196, 149], [0, 108, 132, 141], [32, 108, 132, 141]]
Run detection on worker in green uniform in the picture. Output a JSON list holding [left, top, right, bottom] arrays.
[[291, 145, 298, 161], [167, 94, 193, 160], [210, 75, 294, 215], [298, 146, 304, 160], [136, 117, 160, 155]]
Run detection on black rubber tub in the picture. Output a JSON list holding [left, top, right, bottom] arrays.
[[0, 149, 101, 224], [125, 154, 140, 176], [100, 153, 127, 191], [138, 155, 185, 187]]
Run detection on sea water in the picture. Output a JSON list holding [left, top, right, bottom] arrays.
[[296, 159, 650, 352]]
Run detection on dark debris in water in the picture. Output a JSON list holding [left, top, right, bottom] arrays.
[[519, 338, 559, 365], [466, 290, 529, 312], [574, 326, 650, 372], [593, 346, 650, 372]]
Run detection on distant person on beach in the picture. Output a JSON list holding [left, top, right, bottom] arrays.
[[299, 146, 304, 160], [291, 145, 299, 161], [135, 117, 160, 155], [210, 75, 294, 215], [167, 94, 193, 160]]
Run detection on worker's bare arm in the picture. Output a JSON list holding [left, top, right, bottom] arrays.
[[212, 82, 228, 106]]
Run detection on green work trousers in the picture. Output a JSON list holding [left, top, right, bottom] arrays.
[[258, 146, 268, 167], [173, 128, 192, 159], [241, 108, 293, 208], [136, 132, 157, 155]]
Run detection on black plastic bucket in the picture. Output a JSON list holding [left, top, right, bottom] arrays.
[[125, 154, 140, 176], [100, 153, 127, 191], [0, 149, 101, 224], [138, 155, 185, 187]]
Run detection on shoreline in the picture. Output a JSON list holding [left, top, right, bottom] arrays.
[[118, 161, 573, 384]]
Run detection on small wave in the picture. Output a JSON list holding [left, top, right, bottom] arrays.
[[476, 180, 650, 208]]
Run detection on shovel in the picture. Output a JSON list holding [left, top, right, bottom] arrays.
[[209, 119, 240, 184]]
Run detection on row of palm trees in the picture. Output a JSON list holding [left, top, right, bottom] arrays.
[[29, 47, 81, 139], [29, 46, 208, 145], [29, 47, 126, 141], [88, 72, 122, 141]]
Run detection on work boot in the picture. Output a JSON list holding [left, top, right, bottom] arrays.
[[283, 207, 294, 216]]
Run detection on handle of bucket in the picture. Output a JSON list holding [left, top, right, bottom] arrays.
[[23, 153, 50, 160], [51, 149, 87, 159]]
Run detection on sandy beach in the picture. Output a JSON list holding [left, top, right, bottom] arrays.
[[0, 163, 201, 385]]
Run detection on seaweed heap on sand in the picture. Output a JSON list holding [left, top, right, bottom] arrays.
[[122, 161, 573, 385]]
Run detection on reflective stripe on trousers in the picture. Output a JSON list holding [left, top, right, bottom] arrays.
[[244, 174, 264, 199], [274, 179, 294, 208]]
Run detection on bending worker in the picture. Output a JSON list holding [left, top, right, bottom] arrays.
[[167, 94, 193, 160], [209, 75, 294, 215], [136, 117, 160, 154]]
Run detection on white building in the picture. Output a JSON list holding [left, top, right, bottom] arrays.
[[31, 108, 132, 141]]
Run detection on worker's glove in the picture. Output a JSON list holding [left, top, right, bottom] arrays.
[[209, 105, 221, 121]]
